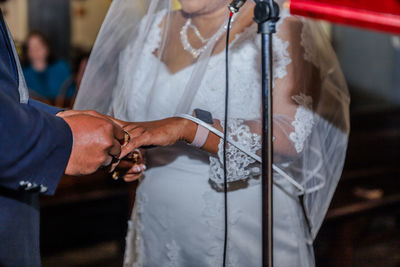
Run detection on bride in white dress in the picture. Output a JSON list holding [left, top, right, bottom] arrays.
[[74, 0, 350, 266]]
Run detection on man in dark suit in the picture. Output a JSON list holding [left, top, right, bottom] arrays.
[[0, 10, 128, 267]]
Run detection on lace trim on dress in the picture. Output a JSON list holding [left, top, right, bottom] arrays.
[[274, 8, 292, 80], [166, 240, 180, 267], [289, 93, 315, 153], [123, 220, 135, 266], [209, 119, 261, 188], [201, 190, 242, 266], [273, 37, 292, 80], [128, 191, 148, 267], [253, 9, 292, 81]]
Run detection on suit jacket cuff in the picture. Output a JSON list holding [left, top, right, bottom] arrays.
[[37, 114, 73, 195], [28, 99, 63, 115]]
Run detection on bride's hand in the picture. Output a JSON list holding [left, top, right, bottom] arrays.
[[114, 149, 146, 182], [120, 117, 197, 153]]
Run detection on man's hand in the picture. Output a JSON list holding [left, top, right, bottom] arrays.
[[57, 110, 126, 176]]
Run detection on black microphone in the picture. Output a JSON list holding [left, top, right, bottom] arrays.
[[229, 0, 248, 13]]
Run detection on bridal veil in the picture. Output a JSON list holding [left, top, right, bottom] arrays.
[[75, 0, 350, 246]]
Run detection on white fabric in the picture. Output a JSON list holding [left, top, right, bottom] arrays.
[[190, 124, 209, 148], [74, 1, 350, 266], [289, 94, 315, 153]]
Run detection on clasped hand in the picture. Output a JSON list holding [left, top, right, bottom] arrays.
[[111, 117, 197, 182], [59, 110, 197, 181]]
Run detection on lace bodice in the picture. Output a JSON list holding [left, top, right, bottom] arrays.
[[113, 9, 317, 191], [115, 10, 261, 121], [75, 2, 349, 266]]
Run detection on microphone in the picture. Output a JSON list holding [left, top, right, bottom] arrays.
[[229, 0, 248, 13]]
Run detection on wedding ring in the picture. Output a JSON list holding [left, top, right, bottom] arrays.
[[112, 171, 120, 180], [124, 130, 131, 144], [131, 150, 141, 164]]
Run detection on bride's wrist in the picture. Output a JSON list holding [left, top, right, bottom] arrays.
[[177, 117, 197, 143]]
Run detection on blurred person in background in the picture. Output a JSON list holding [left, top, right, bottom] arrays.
[[22, 30, 75, 105], [58, 49, 91, 107]]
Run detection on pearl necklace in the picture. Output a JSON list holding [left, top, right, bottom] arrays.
[[180, 18, 209, 59], [180, 16, 236, 59]]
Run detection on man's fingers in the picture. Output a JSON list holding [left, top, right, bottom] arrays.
[[109, 139, 122, 159], [113, 124, 126, 144], [109, 159, 121, 172], [103, 155, 114, 167]]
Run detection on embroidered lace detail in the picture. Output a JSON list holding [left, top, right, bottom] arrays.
[[253, 10, 292, 81], [123, 220, 135, 266], [289, 94, 315, 153], [144, 10, 166, 55], [201, 190, 242, 266], [273, 37, 291, 80], [231, 21, 291, 80], [124, 190, 148, 267], [166, 240, 180, 267], [274, 9, 292, 80], [209, 119, 261, 188]]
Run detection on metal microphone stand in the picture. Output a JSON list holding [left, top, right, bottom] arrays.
[[253, 1, 280, 266]]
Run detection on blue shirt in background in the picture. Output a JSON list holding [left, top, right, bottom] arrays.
[[23, 60, 75, 100]]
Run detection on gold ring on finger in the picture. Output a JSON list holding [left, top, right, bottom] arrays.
[[123, 130, 131, 144], [132, 152, 140, 164], [112, 171, 120, 180]]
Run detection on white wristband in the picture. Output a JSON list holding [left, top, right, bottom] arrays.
[[190, 124, 210, 148]]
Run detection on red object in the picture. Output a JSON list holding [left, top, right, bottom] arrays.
[[290, 0, 400, 35]]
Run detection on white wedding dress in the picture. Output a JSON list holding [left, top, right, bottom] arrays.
[[73, 1, 349, 265], [110, 9, 335, 267]]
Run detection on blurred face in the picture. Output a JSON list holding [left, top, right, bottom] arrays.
[[179, 0, 229, 16], [27, 35, 49, 63]]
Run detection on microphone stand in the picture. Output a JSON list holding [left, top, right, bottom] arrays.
[[253, 1, 280, 266]]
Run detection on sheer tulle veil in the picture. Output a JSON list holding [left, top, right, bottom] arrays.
[[74, 0, 350, 244]]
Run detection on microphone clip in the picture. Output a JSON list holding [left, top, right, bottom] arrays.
[[254, 0, 280, 34], [229, 0, 248, 13]]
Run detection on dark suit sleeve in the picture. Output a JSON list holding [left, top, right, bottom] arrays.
[[28, 99, 63, 115], [0, 90, 73, 195]]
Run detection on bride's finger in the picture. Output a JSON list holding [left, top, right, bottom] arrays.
[[120, 127, 147, 158], [118, 159, 138, 169], [128, 131, 154, 150], [123, 123, 143, 132], [126, 163, 146, 174], [123, 173, 142, 182], [117, 160, 146, 174], [107, 117, 129, 128]]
